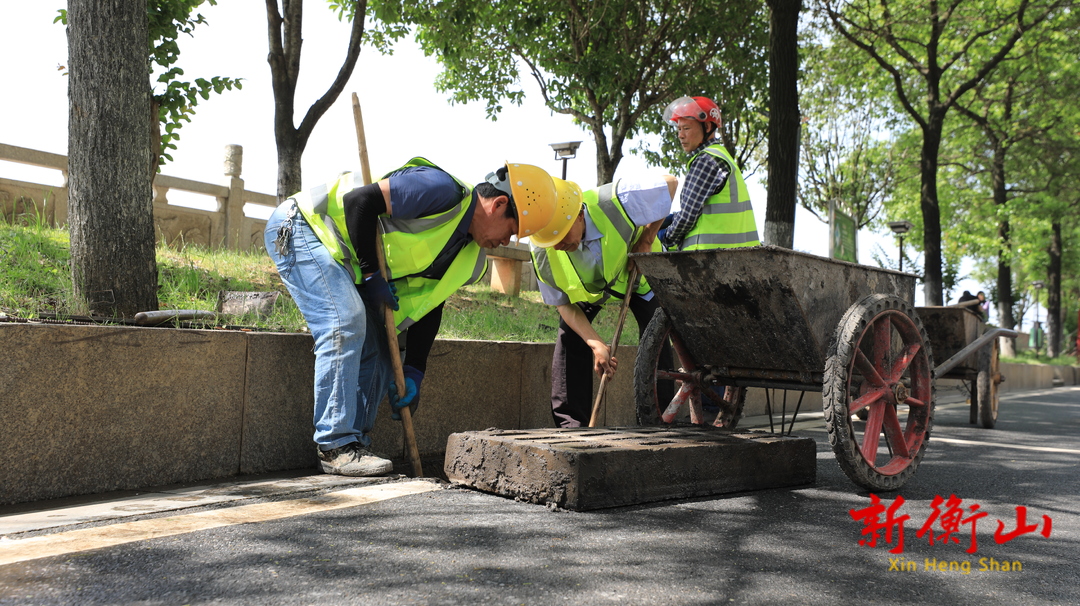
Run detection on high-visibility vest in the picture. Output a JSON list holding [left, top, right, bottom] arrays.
[[291, 157, 487, 332], [677, 143, 760, 251], [531, 181, 656, 306]]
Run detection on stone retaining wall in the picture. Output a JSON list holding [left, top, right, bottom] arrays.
[[2, 323, 1075, 506]]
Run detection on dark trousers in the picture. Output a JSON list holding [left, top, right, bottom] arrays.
[[551, 295, 662, 427]]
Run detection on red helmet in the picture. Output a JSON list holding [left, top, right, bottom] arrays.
[[663, 96, 722, 127]]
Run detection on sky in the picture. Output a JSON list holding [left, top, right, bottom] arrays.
[[0, 1, 999, 320]]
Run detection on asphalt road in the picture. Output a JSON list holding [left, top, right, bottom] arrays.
[[1, 386, 1077, 605]]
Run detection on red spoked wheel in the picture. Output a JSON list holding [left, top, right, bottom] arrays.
[[824, 294, 935, 491], [634, 309, 745, 428]]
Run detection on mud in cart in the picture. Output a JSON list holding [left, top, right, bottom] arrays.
[[630, 246, 933, 491]]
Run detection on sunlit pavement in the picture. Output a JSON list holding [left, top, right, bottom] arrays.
[[2, 387, 1077, 605]]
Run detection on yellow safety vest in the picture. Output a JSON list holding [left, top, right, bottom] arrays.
[[531, 181, 655, 306], [677, 143, 760, 251], [291, 157, 487, 331]]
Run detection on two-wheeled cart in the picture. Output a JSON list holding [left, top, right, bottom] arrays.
[[631, 246, 933, 491], [916, 305, 1016, 429]]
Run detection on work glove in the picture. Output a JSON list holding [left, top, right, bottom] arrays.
[[658, 213, 675, 250], [389, 365, 424, 420], [360, 272, 399, 311]]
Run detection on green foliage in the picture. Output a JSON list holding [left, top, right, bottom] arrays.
[[367, 0, 770, 183], [56, 1, 242, 168], [146, 0, 242, 167], [796, 26, 912, 230]]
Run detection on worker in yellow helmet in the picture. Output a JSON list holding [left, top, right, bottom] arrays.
[[531, 175, 677, 427], [265, 159, 559, 475]]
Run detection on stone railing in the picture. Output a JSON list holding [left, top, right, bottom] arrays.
[[0, 142, 277, 251]]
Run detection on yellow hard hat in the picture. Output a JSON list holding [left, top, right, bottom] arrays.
[[529, 178, 582, 248], [485, 162, 558, 239]]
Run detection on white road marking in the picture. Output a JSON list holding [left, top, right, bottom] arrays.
[[930, 436, 1080, 455], [0, 480, 440, 567]]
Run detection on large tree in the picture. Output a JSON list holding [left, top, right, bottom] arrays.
[[265, 0, 367, 201], [67, 0, 158, 317], [374, 0, 769, 186], [820, 0, 1063, 305]]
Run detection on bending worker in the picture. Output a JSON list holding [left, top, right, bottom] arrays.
[[659, 96, 760, 250], [265, 159, 560, 476], [530, 175, 677, 427]]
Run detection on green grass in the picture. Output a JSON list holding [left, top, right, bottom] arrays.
[[0, 218, 640, 343], [1001, 349, 1080, 367], [441, 283, 641, 346]]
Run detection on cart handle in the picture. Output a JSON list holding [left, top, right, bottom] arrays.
[[933, 328, 1018, 378]]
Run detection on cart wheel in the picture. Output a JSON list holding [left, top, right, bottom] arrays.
[[977, 340, 999, 429], [824, 294, 935, 491], [634, 309, 743, 428]]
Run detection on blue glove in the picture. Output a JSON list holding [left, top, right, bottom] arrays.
[[389, 365, 424, 420], [657, 227, 669, 247], [660, 213, 675, 230], [360, 272, 399, 311]]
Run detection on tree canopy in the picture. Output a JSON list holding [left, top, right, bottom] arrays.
[[370, 0, 770, 185]]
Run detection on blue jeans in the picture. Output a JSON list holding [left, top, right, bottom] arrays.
[[264, 201, 392, 450]]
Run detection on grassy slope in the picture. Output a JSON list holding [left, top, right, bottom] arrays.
[[0, 222, 641, 344]]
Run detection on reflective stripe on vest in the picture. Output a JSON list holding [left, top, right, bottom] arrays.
[[291, 172, 368, 282], [531, 181, 653, 305], [679, 144, 760, 251], [293, 157, 484, 332]]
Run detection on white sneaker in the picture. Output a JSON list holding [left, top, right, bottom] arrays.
[[317, 442, 393, 476]]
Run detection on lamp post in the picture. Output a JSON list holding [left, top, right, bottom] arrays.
[[887, 220, 914, 272], [549, 141, 582, 180]]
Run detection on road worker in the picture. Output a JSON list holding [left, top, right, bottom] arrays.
[[530, 175, 676, 427], [265, 159, 560, 475], [659, 96, 760, 250]]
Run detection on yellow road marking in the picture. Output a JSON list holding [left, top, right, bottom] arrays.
[[0, 480, 440, 567]]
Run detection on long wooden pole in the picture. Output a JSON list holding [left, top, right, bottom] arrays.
[[588, 267, 640, 428], [352, 92, 423, 477]]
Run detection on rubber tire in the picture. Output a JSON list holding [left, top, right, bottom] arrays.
[[633, 309, 741, 428], [977, 341, 998, 429], [824, 294, 935, 492]]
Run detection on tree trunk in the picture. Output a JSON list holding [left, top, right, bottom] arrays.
[[67, 0, 158, 317], [266, 0, 367, 202], [275, 127, 304, 201], [990, 143, 1016, 355], [1046, 221, 1062, 357], [919, 110, 946, 305], [763, 0, 802, 249], [592, 124, 616, 186]]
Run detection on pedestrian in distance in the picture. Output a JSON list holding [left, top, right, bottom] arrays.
[[265, 158, 562, 476], [658, 96, 760, 251], [957, 290, 989, 320], [530, 175, 677, 427]]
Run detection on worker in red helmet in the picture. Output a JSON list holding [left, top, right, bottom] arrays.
[[658, 96, 760, 251]]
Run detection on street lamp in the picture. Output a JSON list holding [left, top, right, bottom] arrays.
[[549, 141, 582, 180], [887, 220, 914, 272]]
